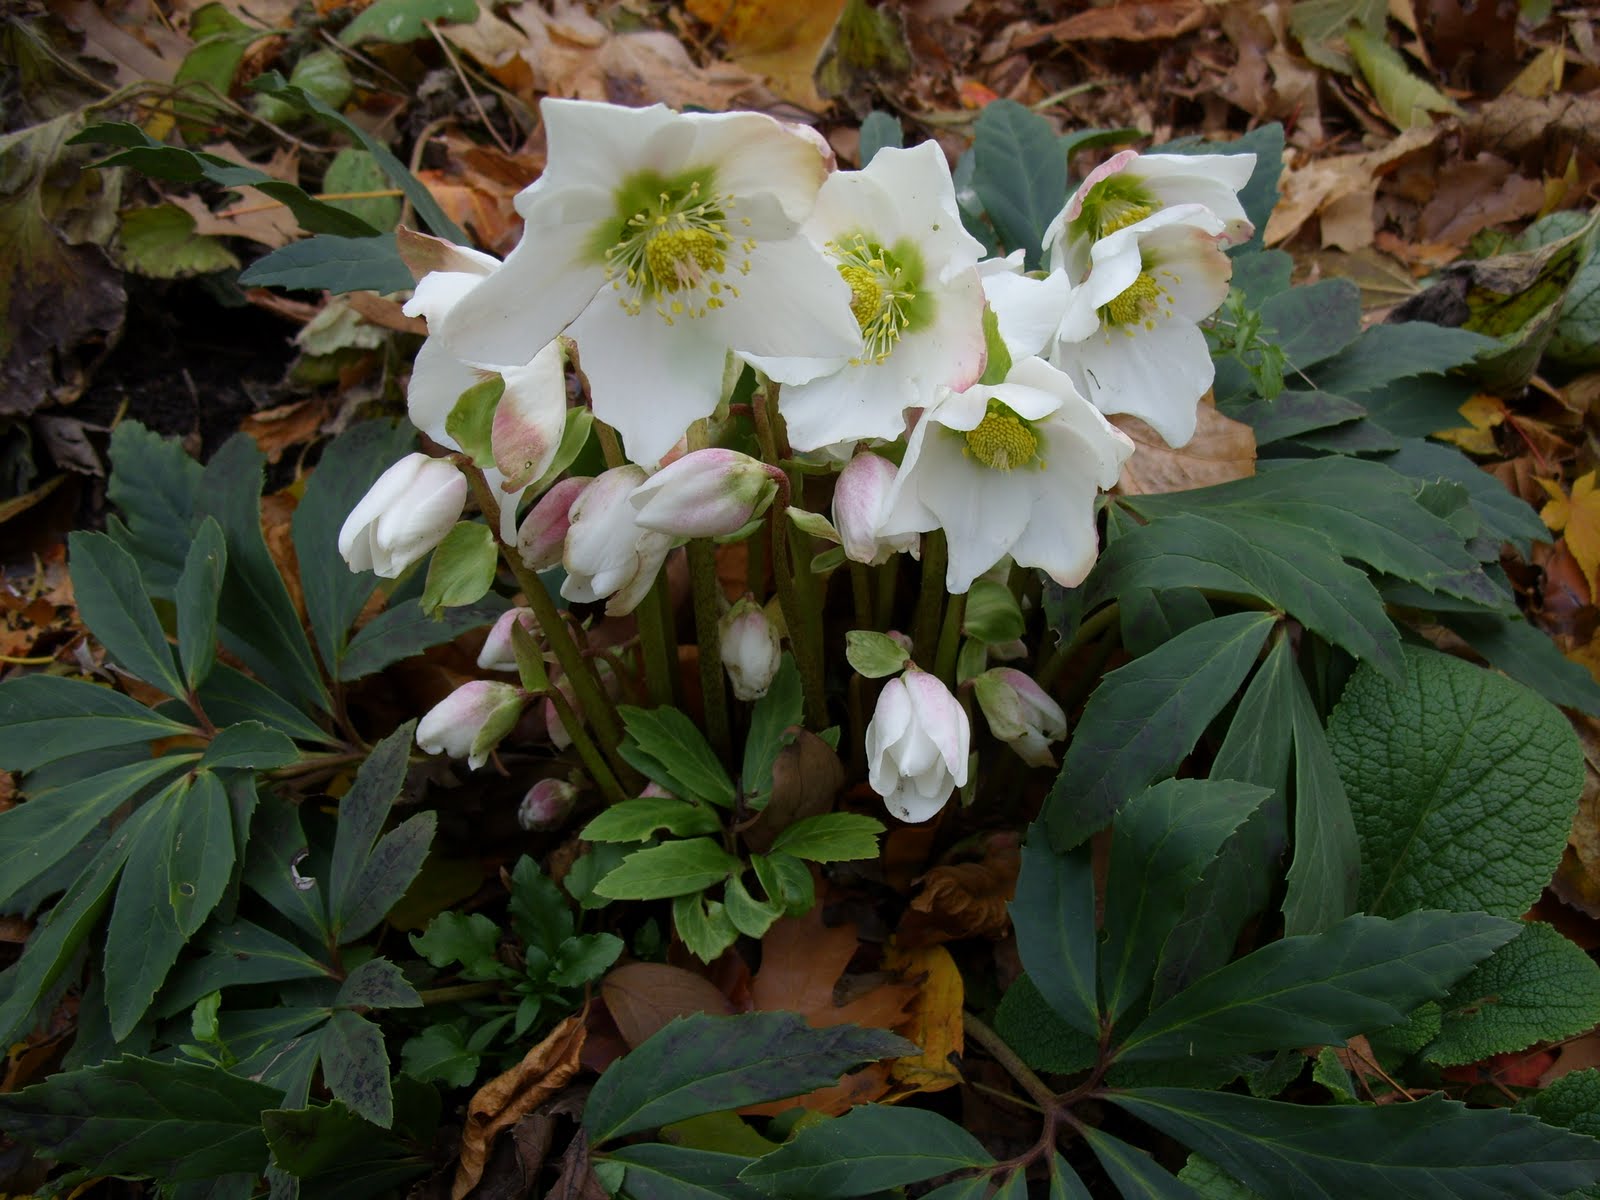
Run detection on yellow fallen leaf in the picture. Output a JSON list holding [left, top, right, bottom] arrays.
[[881, 941, 963, 1095], [685, 0, 847, 109], [1434, 393, 1506, 457], [1541, 470, 1600, 595]]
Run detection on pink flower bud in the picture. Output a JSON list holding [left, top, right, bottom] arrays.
[[973, 667, 1066, 767], [477, 607, 539, 672], [339, 453, 467, 578], [834, 452, 918, 566], [416, 680, 526, 771], [628, 448, 779, 539], [866, 666, 969, 823], [562, 466, 673, 616], [517, 476, 592, 571], [518, 778, 578, 831], [718, 596, 782, 701]]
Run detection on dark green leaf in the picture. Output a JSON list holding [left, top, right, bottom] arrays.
[[106, 421, 204, 595], [1520, 1067, 1600, 1138], [1045, 611, 1276, 849], [583, 1012, 913, 1142], [1083, 1127, 1197, 1198], [741, 655, 801, 807], [160, 920, 331, 1016], [411, 911, 500, 976], [1383, 438, 1547, 554], [1440, 611, 1600, 715], [1221, 390, 1367, 445], [196, 666, 336, 745], [0, 755, 191, 908], [337, 597, 508, 681], [1051, 1152, 1095, 1199], [915, 1177, 990, 1200], [0, 1057, 278, 1181], [319, 1009, 393, 1127], [198, 435, 328, 713], [1118, 587, 1214, 657], [1327, 646, 1584, 918], [993, 974, 1098, 1074], [336, 957, 421, 1010], [549, 932, 623, 987], [339, 812, 435, 945], [738, 1104, 994, 1197], [858, 111, 904, 165], [593, 839, 741, 901], [262, 1101, 428, 1200], [1261, 279, 1363, 373], [508, 855, 574, 953], [1229, 249, 1293, 305], [294, 420, 417, 670], [619, 705, 736, 809], [200, 721, 299, 770], [1109, 1088, 1600, 1199], [243, 797, 330, 942], [1281, 666, 1359, 937], [1010, 824, 1099, 1037], [609, 1143, 765, 1200], [1101, 780, 1270, 1021], [167, 770, 235, 938], [67, 531, 185, 696], [1085, 513, 1400, 678], [328, 722, 417, 939], [400, 1024, 480, 1089], [0, 675, 194, 772], [176, 517, 225, 689], [237, 234, 414, 295], [1308, 323, 1494, 395], [972, 99, 1065, 269], [1115, 909, 1517, 1063]]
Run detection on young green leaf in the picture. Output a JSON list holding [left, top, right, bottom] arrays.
[[618, 705, 736, 808], [749, 852, 814, 916], [549, 932, 624, 988], [421, 521, 497, 616], [768, 812, 885, 863], [1328, 646, 1584, 919], [337, 0, 478, 44], [1045, 611, 1276, 849], [1115, 910, 1517, 1063], [175, 516, 225, 689], [580, 798, 724, 843], [509, 855, 575, 953], [738, 1104, 995, 1197], [67, 531, 185, 697], [583, 1012, 914, 1142], [236, 233, 416, 295], [261, 1097, 431, 1197], [723, 875, 784, 940], [1011, 824, 1100, 1037], [1109, 1088, 1600, 1199], [1101, 779, 1270, 1022], [337, 597, 509, 682], [412, 911, 502, 978], [673, 890, 740, 962], [593, 839, 742, 901], [962, 577, 1025, 644], [845, 629, 911, 679], [445, 375, 504, 467]]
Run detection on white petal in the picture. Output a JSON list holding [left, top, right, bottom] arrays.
[[1009, 469, 1103, 588], [1061, 318, 1214, 448], [984, 268, 1072, 361], [407, 337, 480, 447], [537, 99, 682, 195], [713, 236, 859, 361], [778, 357, 916, 452], [403, 264, 496, 324], [911, 432, 1038, 593], [685, 110, 832, 224], [493, 339, 568, 489]]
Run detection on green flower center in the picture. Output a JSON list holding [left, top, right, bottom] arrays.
[[827, 234, 927, 365], [1070, 174, 1157, 245], [964, 401, 1040, 471], [596, 169, 755, 325]]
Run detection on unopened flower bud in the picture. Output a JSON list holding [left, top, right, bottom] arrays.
[[973, 667, 1066, 767], [562, 466, 673, 616], [629, 448, 779, 539], [719, 596, 782, 701], [834, 452, 918, 565], [416, 680, 526, 770], [518, 778, 577, 831], [477, 607, 539, 671], [866, 667, 969, 823], [517, 476, 591, 570], [339, 453, 467, 578]]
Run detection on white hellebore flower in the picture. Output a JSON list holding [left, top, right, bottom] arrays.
[[339, 453, 467, 578], [866, 666, 970, 823], [880, 356, 1134, 594], [437, 99, 860, 466], [401, 236, 568, 542], [562, 465, 673, 616], [1045, 148, 1256, 282], [973, 667, 1067, 767], [1046, 204, 1234, 449], [747, 141, 987, 451], [832, 450, 918, 565], [719, 595, 782, 701], [416, 680, 527, 770]]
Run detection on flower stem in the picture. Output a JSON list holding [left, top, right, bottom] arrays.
[[548, 684, 629, 805], [934, 590, 966, 684], [767, 488, 827, 729], [687, 539, 733, 761], [850, 561, 873, 631], [635, 570, 677, 708], [963, 1012, 1058, 1111], [911, 530, 948, 668], [874, 558, 900, 630], [1037, 601, 1119, 691]]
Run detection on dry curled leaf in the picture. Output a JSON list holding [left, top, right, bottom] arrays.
[[881, 941, 963, 1095], [452, 1013, 587, 1200], [1540, 471, 1600, 595], [1113, 401, 1256, 496], [898, 831, 1021, 946]]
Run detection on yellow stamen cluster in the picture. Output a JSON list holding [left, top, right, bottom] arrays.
[[828, 234, 915, 365], [606, 180, 754, 325], [1097, 201, 1155, 237], [964, 401, 1041, 471], [1100, 270, 1177, 335]]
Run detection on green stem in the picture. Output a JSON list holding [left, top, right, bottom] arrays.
[[1037, 601, 1119, 691], [768, 491, 827, 729], [963, 1012, 1058, 1110], [548, 685, 629, 805], [687, 540, 733, 762], [636, 571, 676, 708], [934, 590, 966, 684], [911, 531, 948, 669], [418, 981, 502, 1006], [850, 561, 873, 632], [874, 557, 900, 631]]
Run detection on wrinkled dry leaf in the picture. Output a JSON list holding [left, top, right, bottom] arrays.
[[1462, 94, 1600, 163], [1014, 0, 1208, 46], [899, 831, 1021, 946], [1266, 127, 1436, 247], [1113, 402, 1256, 496], [685, 0, 847, 109], [881, 941, 963, 1094], [601, 961, 734, 1048], [1416, 157, 1545, 248], [453, 1013, 587, 1200], [241, 398, 328, 464], [59, 0, 191, 87]]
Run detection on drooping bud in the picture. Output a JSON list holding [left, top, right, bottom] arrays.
[[518, 778, 578, 832], [833, 451, 918, 565], [973, 667, 1067, 767], [517, 476, 591, 570], [562, 466, 674, 616], [628, 448, 780, 539], [719, 596, 782, 701], [338, 453, 467, 578], [416, 680, 527, 770], [477, 607, 539, 672], [866, 666, 970, 823]]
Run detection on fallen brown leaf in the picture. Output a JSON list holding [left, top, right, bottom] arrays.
[[898, 830, 1021, 946], [1013, 0, 1208, 47], [1463, 94, 1600, 165], [881, 941, 963, 1095], [1540, 472, 1600, 595], [601, 961, 734, 1049], [1266, 128, 1437, 248], [241, 399, 327, 465], [685, 0, 847, 109], [453, 1013, 587, 1200], [741, 730, 845, 854], [1113, 401, 1256, 496]]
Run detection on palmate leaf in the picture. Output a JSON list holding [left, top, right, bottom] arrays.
[[1109, 1088, 1600, 1199], [1114, 910, 1516, 1064], [618, 705, 736, 808], [583, 1012, 913, 1143], [105, 421, 205, 595]]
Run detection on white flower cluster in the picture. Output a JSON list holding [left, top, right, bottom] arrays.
[[336, 99, 1253, 821]]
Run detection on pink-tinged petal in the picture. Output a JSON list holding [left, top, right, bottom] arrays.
[[878, 417, 941, 539], [833, 452, 899, 564], [1060, 318, 1214, 448], [397, 230, 499, 286], [983, 268, 1072, 361], [629, 448, 776, 538], [567, 299, 729, 467], [478, 607, 539, 671], [902, 669, 969, 775], [407, 337, 481, 447], [1140, 224, 1234, 322], [606, 530, 673, 617], [713, 236, 860, 362], [493, 340, 568, 490], [518, 476, 591, 570], [683, 109, 833, 224], [1059, 149, 1140, 228]]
